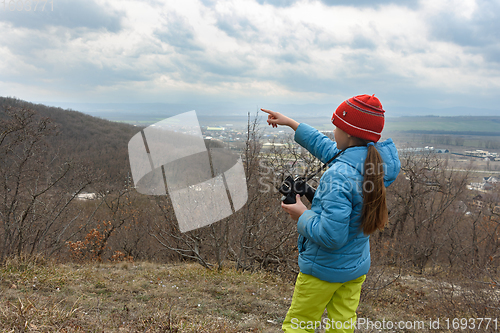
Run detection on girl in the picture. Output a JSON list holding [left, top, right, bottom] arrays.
[[261, 94, 401, 333]]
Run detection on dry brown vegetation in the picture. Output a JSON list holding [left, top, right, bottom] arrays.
[[0, 256, 290, 332], [1, 97, 500, 332], [2, 256, 500, 332]]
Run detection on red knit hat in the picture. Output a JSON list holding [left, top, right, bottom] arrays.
[[331, 94, 385, 142]]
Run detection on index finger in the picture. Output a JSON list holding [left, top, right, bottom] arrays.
[[260, 108, 275, 116]]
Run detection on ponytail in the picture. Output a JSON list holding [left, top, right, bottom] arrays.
[[361, 144, 388, 235]]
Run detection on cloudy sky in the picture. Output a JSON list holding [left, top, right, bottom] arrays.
[[1, 0, 500, 115]]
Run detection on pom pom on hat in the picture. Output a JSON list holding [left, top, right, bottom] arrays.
[[331, 94, 385, 142]]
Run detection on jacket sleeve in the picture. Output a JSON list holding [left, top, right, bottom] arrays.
[[296, 171, 352, 250], [294, 123, 340, 164]]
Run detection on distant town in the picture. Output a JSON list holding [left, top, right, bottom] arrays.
[[74, 124, 500, 204]]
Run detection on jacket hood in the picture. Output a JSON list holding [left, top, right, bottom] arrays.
[[334, 138, 401, 187]]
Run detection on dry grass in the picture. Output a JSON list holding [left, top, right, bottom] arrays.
[[0, 257, 293, 332], [1, 257, 499, 332], [358, 264, 500, 333]]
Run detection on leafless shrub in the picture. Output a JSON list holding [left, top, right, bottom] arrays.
[[0, 106, 98, 262], [374, 150, 471, 273]]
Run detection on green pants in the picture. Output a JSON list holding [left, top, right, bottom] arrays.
[[282, 272, 366, 333]]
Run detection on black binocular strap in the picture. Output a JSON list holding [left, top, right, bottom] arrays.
[[303, 149, 346, 182]]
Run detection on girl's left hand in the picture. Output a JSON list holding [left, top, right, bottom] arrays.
[[281, 194, 307, 221]]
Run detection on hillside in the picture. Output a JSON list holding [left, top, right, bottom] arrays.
[[1, 97, 139, 189], [2, 97, 500, 332]]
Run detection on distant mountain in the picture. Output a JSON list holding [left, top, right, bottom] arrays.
[[389, 106, 500, 117], [38, 101, 500, 121], [384, 115, 500, 136]]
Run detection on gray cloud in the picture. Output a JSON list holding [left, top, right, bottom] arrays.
[[3, 56, 152, 89], [256, 0, 419, 8], [320, 0, 419, 8], [66, 63, 152, 86], [277, 52, 310, 64], [255, 0, 298, 7], [215, 16, 259, 41], [350, 34, 378, 50], [199, 0, 218, 7], [0, 27, 160, 90], [0, 0, 122, 32], [197, 59, 253, 79], [429, 0, 500, 64], [153, 14, 250, 84], [155, 14, 204, 52], [268, 56, 396, 95], [2, 0, 499, 111], [168, 50, 256, 85], [2, 30, 62, 59]]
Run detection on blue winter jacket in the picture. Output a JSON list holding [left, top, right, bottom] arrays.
[[294, 123, 401, 283]]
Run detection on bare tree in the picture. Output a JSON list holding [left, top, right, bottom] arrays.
[[377, 150, 470, 273], [0, 106, 95, 261], [146, 112, 302, 277]]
